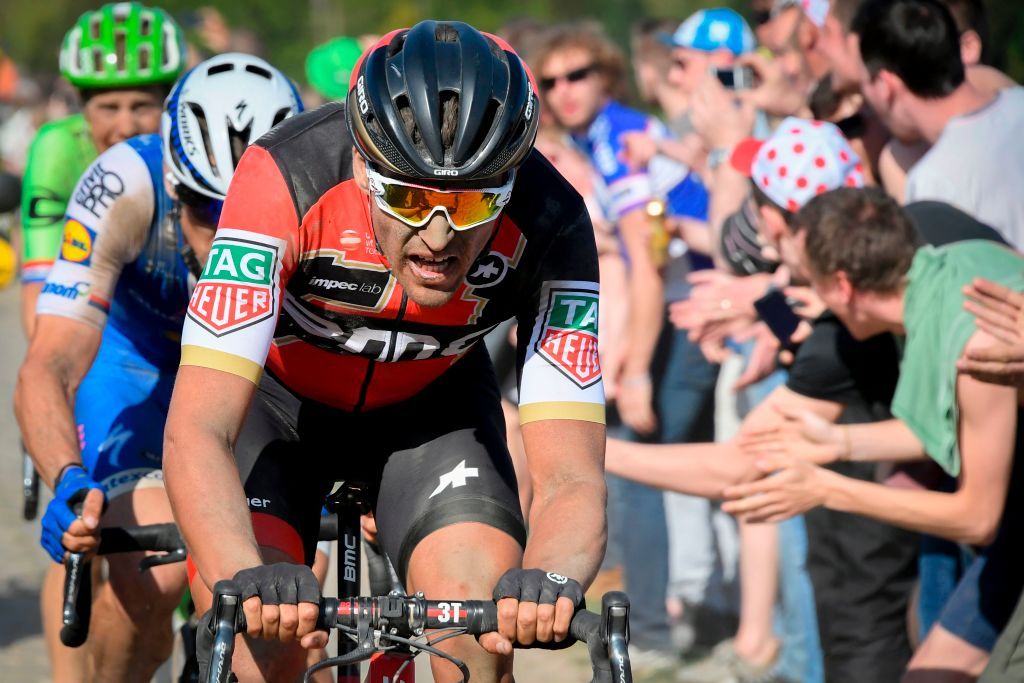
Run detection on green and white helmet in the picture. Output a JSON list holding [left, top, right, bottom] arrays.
[[60, 2, 185, 89]]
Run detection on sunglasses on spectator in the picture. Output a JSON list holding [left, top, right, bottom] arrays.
[[174, 180, 224, 226], [539, 65, 596, 91], [365, 164, 515, 231]]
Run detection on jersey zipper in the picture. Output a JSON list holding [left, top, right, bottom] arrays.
[[352, 291, 408, 413]]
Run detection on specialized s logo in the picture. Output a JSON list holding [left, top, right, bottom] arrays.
[[188, 237, 279, 335], [60, 219, 96, 265], [536, 287, 601, 388]]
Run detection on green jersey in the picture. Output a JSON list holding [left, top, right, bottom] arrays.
[[20, 113, 97, 284]]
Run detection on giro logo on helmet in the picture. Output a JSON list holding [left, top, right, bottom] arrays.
[[433, 169, 460, 177], [524, 83, 535, 121], [356, 76, 369, 115]]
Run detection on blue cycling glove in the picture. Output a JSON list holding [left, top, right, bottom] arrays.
[[41, 465, 106, 563]]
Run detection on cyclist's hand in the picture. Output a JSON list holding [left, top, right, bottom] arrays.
[[483, 568, 585, 654], [40, 465, 106, 563], [234, 563, 327, 648]]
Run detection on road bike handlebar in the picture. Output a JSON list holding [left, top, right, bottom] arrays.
[[59, 517, 341, 648], [204, 581, 632, 683], [60, 523, 186, 647]]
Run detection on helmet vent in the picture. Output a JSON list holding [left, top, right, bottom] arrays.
[[188, 103, 219, 177], [91, 48, 103, 74], [207, 63, 234, 76], [139, 44, 151, 71], [435, 25, 460, 43], [140, 15, 152, 36], [114, 29, 127, 74], [161, 26, 173, 69], [90, 16, 102, 40], [272, 107, 291, 127], [227, 118, 253, 170], [245, 64, 273, 79]]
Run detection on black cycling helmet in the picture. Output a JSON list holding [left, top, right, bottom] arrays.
[[347, 21, 540, 180]]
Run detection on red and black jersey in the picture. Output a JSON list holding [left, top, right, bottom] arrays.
[[181, 102, 604, 423]]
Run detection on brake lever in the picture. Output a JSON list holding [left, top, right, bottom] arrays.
[[602, 592, 632, 683], [138, 548, 187, 570]]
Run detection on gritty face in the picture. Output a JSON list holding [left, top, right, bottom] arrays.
[[353, 152, 499, 308]]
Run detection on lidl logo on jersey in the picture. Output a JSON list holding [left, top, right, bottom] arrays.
[[188, 237, 278, 336], [537, 287, 602, 388], [61, 219, 96, 265]]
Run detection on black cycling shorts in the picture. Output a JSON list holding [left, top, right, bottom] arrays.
[[234, 345, 527, 583]]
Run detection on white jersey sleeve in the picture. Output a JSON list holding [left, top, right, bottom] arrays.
[[36, 141, 153, 329]]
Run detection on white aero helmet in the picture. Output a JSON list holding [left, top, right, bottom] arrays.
[[162, 52, 304, 199]]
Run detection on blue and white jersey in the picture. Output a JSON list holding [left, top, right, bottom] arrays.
[[573, 100, 664, 222], [37, 134, 192, 371]]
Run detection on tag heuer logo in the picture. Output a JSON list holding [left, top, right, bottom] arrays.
[[188, 237, 278, 336], [537, 289, 601, 388]]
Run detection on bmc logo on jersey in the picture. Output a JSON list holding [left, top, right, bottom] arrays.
[[188, 237, 278, 336], [61, 219, 96, 265], [536, 287, 601, 388]]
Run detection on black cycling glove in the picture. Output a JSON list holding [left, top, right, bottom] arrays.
[[492, 568, 585, 607], [195, 564, 321, 681], [234, 562, 321, 606]]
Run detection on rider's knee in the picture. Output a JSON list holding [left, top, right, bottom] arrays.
[[103, 555, 187, 622]]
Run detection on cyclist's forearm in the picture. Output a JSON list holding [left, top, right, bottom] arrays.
[[523, 483, 606, 588], [15, 353, 84, 488], [20, 283, 42, 339], [164, 422, 262, 587]]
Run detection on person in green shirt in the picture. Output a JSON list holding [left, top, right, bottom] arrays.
[[723, 187, 1024, 681], [19, 1, 185, 337]]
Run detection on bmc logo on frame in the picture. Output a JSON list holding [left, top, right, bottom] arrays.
[[188, 237, 278, 336], [537, 288, 601, 388]]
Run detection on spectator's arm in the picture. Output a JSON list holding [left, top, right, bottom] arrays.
[[690, 79, 756, 269], [615, 206, 663, 435], [725, 360, 1016, 544]]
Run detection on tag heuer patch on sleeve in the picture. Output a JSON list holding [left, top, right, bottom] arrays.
[[536, 284, 602, 388], [187, 235, 279, 336]]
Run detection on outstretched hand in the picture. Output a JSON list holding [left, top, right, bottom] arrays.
[[960, 278, 1024, 388], [738, 403, 845, 465], [721, 453, 827, 523]]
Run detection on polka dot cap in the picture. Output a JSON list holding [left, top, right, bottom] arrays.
[[729, 116, 865, 211]]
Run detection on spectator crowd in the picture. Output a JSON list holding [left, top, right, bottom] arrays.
[[3, 1, 1024, 682]]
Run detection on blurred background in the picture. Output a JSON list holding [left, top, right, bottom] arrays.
[[1, 0, 1022, 100]]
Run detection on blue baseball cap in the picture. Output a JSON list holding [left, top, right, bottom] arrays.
[[661, 8, 757, 56]]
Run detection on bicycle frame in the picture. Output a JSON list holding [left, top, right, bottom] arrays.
[[326, 481, 415, 683]]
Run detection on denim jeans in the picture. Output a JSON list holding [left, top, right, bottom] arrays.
[[607, 321, 719, 651]]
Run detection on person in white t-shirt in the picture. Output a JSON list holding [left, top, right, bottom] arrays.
[[853, 0, 1024, 247]]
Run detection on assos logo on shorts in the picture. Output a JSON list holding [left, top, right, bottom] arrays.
[[536, 288, 601, 388], [188, 236, 278, 336]]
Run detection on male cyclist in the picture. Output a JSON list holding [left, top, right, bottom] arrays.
[[19, 1, 185, 337], [15, 54, 302, 682], [163, 21, 607, 683]]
